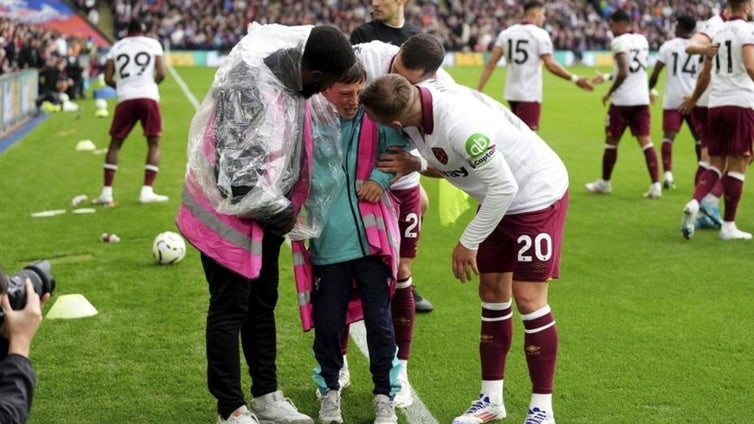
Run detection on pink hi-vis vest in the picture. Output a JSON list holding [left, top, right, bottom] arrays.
[[292, 114, 400, 331], [176, 104, 313, 279]]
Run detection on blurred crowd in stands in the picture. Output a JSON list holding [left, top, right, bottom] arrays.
[[0, 18, 97, 104], [104, 0, 725, 53], [0, 0, 728, 106]]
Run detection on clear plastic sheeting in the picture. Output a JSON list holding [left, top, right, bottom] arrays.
[[186, 23, 312, 223], [288, 94, 344, 241]]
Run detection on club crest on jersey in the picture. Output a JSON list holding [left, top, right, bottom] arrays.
[[432, 148, 449, 165], [465, 133, 495, 169]]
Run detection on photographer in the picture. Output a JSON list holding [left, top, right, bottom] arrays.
[[0, 266, 49, 424]]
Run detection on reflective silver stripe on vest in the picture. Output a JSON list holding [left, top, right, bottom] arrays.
[[182, 188, 262, 255], [298, 290, 311, 306], [292, 250, 311, 306]]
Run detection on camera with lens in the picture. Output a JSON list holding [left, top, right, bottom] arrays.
[[0, 260, 56, 322]]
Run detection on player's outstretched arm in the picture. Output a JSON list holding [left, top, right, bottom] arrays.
[[542, 54, 593, 91]]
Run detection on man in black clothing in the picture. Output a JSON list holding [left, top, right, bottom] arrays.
[[0, 266, 49, 424], [350, 0, 421, 46]]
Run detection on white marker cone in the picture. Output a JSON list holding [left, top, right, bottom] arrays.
[[46, 294, 98, 319]]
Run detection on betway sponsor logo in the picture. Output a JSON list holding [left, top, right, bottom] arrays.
[[440, 166, 469, 178]]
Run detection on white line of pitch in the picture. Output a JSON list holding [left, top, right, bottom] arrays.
[[167, 65, 200, 110], [350, 321, 438, 423]]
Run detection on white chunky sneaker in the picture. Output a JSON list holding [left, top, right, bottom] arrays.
[[393, 371, 413, 408], [217, 406, 259, 424], [318, 390, 343, 424], [451, 395, 506, 424], [680, 200, 699, 240], [373, 394, 397, 424], [585, 179, 612, 194], [139, 191, 169, 203], [719, 222, 753, 240], [524, 407, 555, 424], [92, 194, 114, 206], [251, 391, 313, 424], [643, 182, 662, 199], [314, 363, 351, 400]]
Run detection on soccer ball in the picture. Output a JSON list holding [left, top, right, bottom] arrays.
[[152, 231, 186, 264]]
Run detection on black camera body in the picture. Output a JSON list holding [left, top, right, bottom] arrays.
[[0, 260, 56, 321]]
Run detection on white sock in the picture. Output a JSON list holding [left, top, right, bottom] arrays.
[[141, 185, 154, 196], [101, 186, 113, 199], [399, 359, 408, 379], [529, 393, 553, 413], [480, 380, 503, 405]]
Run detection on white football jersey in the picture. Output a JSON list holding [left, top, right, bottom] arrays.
[[353, 40, 454, 189], [405, 80, 568, 249], [696, 14, 726, 107], [495, 23, 553, 102], [609, 32, 649, 106], [656, 37, 701, 109], [106, 35, 163, 102], [709, 19, 754, 108]]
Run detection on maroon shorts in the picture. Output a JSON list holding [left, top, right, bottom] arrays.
[[508, 101, 541, 131], [477, 191, 569, 282], [663, 109, 696, 134], [691, 106, 709, 149], [707, 106, 754, 158], [109, 98, 163, 139], [606, 105, 651, 138], [392, 185, 422, 258]]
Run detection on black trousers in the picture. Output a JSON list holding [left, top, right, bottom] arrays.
[[200, 230, 284, 418]]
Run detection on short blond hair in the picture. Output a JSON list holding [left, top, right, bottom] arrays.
[[359, 74, 416, 123]]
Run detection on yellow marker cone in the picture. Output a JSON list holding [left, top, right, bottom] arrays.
[[46, 294, 98, 319]]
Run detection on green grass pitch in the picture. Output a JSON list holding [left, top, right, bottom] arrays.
[[1, 64, 752, 423]]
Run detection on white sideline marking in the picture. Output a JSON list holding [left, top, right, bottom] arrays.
[[350, 321, 439, 424], [168, 65, 200, 110], [173, 65, 438, 424]]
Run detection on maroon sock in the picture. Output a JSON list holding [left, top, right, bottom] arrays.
[[602, 147, 617, 181], [661, 140, 672, 172], [392, 280, 415, 361], [480, 303, 513, 381], [693, 168, 722, 202], [144, 165, 158, 187], [523, 307, 558, 394], [694, 164, 707, 185], [104, 163, 117, 187], [722, 174, 744, 222], [710, 180, 725, 199], [643, 144, 660, 183]]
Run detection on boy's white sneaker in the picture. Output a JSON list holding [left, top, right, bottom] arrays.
[[373, 394, 397, 424], [318, 390, 343, 424]]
